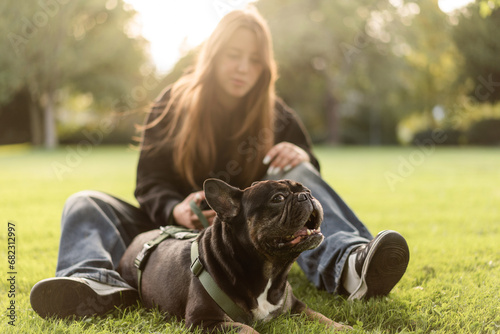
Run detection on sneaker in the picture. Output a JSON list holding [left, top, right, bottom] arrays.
[[30, 277, 139, 319], [346, 230, 410, 300]]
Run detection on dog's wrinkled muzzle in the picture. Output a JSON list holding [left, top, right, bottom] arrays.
[[297, 192, 310, 202]]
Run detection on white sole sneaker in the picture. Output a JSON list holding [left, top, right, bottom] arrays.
[[348, 230, 410, 300]]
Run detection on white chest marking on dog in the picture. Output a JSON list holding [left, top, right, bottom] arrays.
[[251, 280, 283, 322]]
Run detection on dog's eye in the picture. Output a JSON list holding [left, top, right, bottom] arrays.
[[271, 194, 285, 203]]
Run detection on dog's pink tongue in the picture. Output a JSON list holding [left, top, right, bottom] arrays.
[[289, 227, 309, 245]]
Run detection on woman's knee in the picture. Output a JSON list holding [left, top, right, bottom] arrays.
[[62, 190, 111, 222], [64, 189, 108, 207]]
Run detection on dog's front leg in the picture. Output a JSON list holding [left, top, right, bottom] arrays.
[[287, 286, 351, 331], [303, 307, 352, 331]]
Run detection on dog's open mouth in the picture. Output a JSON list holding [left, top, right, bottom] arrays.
[[277, 208, 322, 247]]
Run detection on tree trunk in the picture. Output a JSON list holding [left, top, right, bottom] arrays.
[[325, 88, 339, 145], [43, 91, 58, 149], [369, 106, 381, 145], [325, 72, 339, 145], [29, 103, 43, 146]]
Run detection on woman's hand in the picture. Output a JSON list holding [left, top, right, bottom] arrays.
[[172, 191, 216, 230], [263, 142, 310, 175]]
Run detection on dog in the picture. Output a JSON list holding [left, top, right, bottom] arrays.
[[118, 178, 350, 333]]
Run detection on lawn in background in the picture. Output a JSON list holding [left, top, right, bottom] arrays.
[[1, 145, 499, 333]]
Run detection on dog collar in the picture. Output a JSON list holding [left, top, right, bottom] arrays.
[[190, 240, 250, 324]]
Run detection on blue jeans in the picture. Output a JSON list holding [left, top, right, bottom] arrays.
[[56, 163, 372, 293], [265, 162, 373, 293], [56, 191, 155, 288]]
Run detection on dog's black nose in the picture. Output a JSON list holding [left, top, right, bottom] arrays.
[[297, 192, 309, 202]]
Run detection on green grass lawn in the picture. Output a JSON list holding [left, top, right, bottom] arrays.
[[1, 144, 499, 333]]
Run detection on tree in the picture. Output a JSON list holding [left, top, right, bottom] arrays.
[[385, 0, 462, 126], [453, 2, 500, 103], [257, 0, 464, 144], [478, 0, 500, 17], [0, 2, 24, 105], [2, 0, 150, 148], [257, 0, 374, 143], [256, 0, 410, 144]]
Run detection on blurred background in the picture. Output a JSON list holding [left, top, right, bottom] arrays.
[[1, 0, 499, 149]]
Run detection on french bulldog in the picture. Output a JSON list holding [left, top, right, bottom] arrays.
[[118, 178, 350, 333]]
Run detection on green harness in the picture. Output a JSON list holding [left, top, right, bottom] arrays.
[[133, 225, 199, 300], [134, 202, 250, 324]]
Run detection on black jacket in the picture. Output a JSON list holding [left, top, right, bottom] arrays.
[[135, 89, 320, 226]]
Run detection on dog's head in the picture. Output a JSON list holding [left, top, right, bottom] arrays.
[[203, 178, 324, 260]]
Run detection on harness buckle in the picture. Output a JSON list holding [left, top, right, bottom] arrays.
[[134, 242, 153, 270], [174, 232, 193, 239], [190, 257, 204, 277]]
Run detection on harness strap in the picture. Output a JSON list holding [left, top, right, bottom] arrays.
[[189, 200, 210, 229], [134, 226, 199, 301], [190, 240, 250, 324], [134, 226, 251, 324]]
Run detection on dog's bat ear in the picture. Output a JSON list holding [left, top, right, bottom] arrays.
[[203, 178, 242, 220]]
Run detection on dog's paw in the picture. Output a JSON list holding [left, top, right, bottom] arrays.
[[330, 321, 353, 331]]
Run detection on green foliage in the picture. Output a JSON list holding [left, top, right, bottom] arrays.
[[467, 118, 500, 144], [0, 0, 151, 147], [0, 3, 24, 105], [256, 0, 463, 145], [1, 146, 500, 333], [452, 2, 500, 103], [5, 0, 149, 100], [400, 99, 500, 145], [2, 0, 499, 147], [478, 0, 500, 17]]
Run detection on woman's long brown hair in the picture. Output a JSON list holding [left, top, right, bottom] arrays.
[[143, 7, 278, 189]]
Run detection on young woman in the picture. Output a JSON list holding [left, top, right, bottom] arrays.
[[30, 7, 409, 319]]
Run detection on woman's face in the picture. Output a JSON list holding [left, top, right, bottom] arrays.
[[214, 28, 264, 110]]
